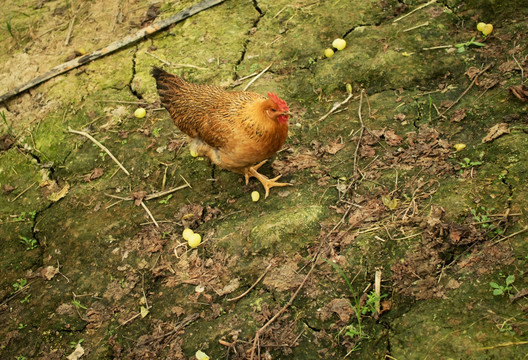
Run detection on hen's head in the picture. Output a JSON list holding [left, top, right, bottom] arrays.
[[266, 92, 290, 124]]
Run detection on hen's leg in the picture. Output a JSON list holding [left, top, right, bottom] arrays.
[[244, 161, 291, 198]]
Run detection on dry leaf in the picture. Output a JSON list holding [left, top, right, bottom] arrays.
[[450, 108, 467, 123], [217, 278, 240, 296], [41, 266, 59, 280], [482, 123, 510, 143], [67, 343, 85, 360], [384, 130, 403, 146], [48, 183, 69, 202], [84, 167, 104, 182], [131, 191, 147, 206], [320, 298, 354, 323], [382, 195, 399, 210], [509, 84, 528, 102], [394, 113, 406, 122], [465, 67, 480, 81], [323, 138, 346, 155], [360, 145, 376, 158], [0, 134, 15, 151], [3, 184, 15, 193]]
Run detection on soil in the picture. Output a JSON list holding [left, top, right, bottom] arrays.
[[1, 0, 527, 359]]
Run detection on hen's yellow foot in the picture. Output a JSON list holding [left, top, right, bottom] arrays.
[[244, 161, 291, 198]]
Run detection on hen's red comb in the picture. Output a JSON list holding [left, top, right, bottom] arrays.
[[267, 92, 289, 113]]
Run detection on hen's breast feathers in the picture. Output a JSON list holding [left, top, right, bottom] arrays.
[[153, 68, 288, 169]]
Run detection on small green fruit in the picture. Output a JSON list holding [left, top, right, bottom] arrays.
[[324, 48, 334, 58], [134, 108, 146, 118], [482, 24, 493, 36], [332, 38, 346, 51], [476, 22, 486, 32], [182, 228, 194, 241], [453, 143, 466, 151], [188, 233, 201, 248]]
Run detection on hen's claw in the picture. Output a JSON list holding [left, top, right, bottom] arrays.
[[244, 161, 291, 198]]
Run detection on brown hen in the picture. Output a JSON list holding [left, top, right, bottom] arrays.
[[152, 67, 291, 197]]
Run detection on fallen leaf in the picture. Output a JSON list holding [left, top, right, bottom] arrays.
[[509, 84, 528, 102], [41, 266, 59, 280], [394, 113, 406, 122], [321, 298, 354, 323], [384, 130, 403, 146], [360, 145, 376, 157], [465, 67, 480, 81], [450, 108, 467, 122], [84, 167, 104, 182], [3, 184, 15, 193], [67, 343, 85, 360], [482, 123, 510, 143], [498, 60, 517, 73], [48, 183, 69, 202], [217, 278, 240, 296], [0, 134, 15, 151], [380, 300, 392, 313], [446, 278, 461, 290], [382, 195, 399, 210], [449, 229, 461, 244], [140, 306, 149, 318], [323, 138, 346, 155], [131, 191, 147, 206], [271, 152, 318, 175]]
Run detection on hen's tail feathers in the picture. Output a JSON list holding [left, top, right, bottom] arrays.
[[151, 67, 187, 93]]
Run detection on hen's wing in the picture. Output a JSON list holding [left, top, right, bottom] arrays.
[[152, 67, 264, 150]]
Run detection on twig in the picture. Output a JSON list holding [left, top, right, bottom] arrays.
[[243, 63, 273, 91], [422, 45, 453, 51], [144, 51, 171, 65], [140, 201, 159, 228], [439, 64, 492, 117], [317, 93, 354, 123], [9, 181, 37, 202], [348, 89, 366, 191], [512, 54, 524, 83], [227, 263, 272, 302], [249, 262, 316, 360], [64, 13, 77, 46], [96, 100, 148, 104], [104, 184, 190, 202], [403, 21, 429, 32], [374, 268, 382, 315], [229, 71, 259, 87], [393, 0, 437, 23], [0, 0, 226, 104], [179, 174, 192, 189], [68, 127, 130, 176], [137, 314, 200, 346], [477, 341, 528, 351], [492, 227, 528, 245]]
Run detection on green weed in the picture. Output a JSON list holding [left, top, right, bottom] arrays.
[[72, 299, 87, 310], [70, 338, 84, 349], [459, 157, 482, 170], [159, 194, 172, 204], [324, 260, 386, 356], [454, 37, 485, 53], [13, 278, 27, 291], [19, 235, 38, 250], [490, 274, 515, 297], [470, 206, 504, 237]]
